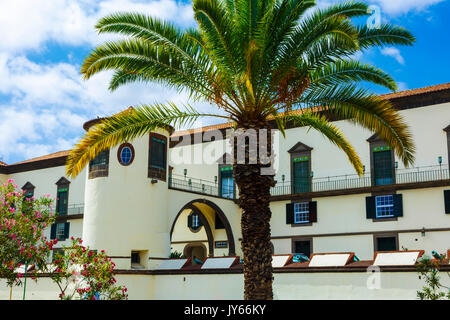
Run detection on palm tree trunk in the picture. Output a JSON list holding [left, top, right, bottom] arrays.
[[232, 123, 275, 300]]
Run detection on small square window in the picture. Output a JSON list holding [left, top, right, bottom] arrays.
[[376, 236, 398, 252], [131, 251, 140, 264], [294, 202, 309, 224], [375, 195, 394, 218]]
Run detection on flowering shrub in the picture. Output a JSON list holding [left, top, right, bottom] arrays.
[[50, 237, 128, 300], [0, 179, 56, 287]]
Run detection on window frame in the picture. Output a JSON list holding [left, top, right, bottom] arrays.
[[368, 136, 396, 186], [218, 164, 235, 199], [373, 233, 399, 252], [148, 133, 167, 181], [375, 195, 395, 218], [293, 202, 310, 224], [288, 142, 313, 194], [291, 237, 313, 258], [117, 143, 135, 166], [88, 149, 110, 179]]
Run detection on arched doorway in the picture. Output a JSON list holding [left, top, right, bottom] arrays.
[[183, 243, 207, 263], [170, 199, 236, 257]]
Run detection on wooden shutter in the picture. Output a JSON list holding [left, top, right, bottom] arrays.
[[50, 224, 56, 240], [187, 214, 193, 228], [366, 196, 376, 219], [393, 194, 403, 217], [286, 203, 294, 224], [444, 190, 450, 214], [64, 222, 70, 239], [309, 201, 317, 222]]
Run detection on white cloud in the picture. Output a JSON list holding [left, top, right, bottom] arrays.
[[0, 52, 222, 163], [397, 82, 409, 91], [380, 47, 405, 65], [0, 0, 195, 54], [369, 0, 445, 16]]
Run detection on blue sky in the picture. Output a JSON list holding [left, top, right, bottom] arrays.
[[0, 0, 449, 164]]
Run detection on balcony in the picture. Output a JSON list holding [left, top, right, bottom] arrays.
[[169, 165, 450, 200], [51, 203, 84, 219], [169, 174, 223, 198], [271, 164, 450, 197]]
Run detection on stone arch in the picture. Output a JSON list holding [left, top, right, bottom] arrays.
[[170, 199, 236, 256]]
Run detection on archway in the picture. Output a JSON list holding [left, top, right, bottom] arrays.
[[170, 199, 236, 256]]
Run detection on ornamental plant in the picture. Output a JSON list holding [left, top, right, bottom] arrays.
[[0, 179, 56, 288], [416, 254, 450, 300], [50, 237, 128, 300]]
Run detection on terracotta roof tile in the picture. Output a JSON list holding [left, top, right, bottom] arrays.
[[380, 82, 450, 100], [0, 161, 6, 166], [9, 150, 70, 166]]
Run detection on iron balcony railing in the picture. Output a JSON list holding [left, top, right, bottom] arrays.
[[271, 164, 450, 196], [169, 174, 236, 199], [51, 203, 84, 216], [169, 165, 449, 199]]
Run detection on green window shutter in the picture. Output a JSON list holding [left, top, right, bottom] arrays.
[[393, 194, 403, 217], [366, 196, 376, 219], [309, 201, 317, 222], [444, 190, 450, 214], [373, 149, 394, 186], [64, 222, 70, 239], [286, 203, 294, 224], [50, 224, 57, 240]]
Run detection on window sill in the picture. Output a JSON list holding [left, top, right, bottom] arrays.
[[372, 217, 398, 222], [290, 222, 313, 227]]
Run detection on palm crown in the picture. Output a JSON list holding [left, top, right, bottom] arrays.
[[67, 0, 415, 181]]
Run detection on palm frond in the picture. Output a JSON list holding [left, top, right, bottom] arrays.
[[299, 85, 415, 166], [309, 60, 397, 91], [282, 112, 364, 175], [66, 104, 228, 178]]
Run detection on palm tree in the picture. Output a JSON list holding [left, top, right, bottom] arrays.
[[66, 0, 415, 300]]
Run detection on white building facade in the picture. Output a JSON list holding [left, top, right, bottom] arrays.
[[1, 83, 450, 299]]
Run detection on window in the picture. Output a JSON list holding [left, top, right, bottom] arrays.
[[444, 190, 450, 214], [56, 187, 68, 215], [372, 146, 394, 186], [292, 157, 311, 193], [219, 166, 234, 199], [148, 133, 167, 181], [52, 249, 64, 262], [375, 195, 394, 218], [117, 143, 135, 166], [131, 251, 140, 264], [50, 222, 69, 241], [374, 235, 398, 252], [366, 194, 403, 220], [286, 201, 317, 225], [188, 212, 203, 231], [215, 213, 225, 229], [55, 177, 70, 216], [192, 214, 200, 228], [294, 202, 310, 224], [21, 182, 35, 199], [89, 150, 109, 179], [292, 239, 312, 258]]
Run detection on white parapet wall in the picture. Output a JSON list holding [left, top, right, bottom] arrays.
[[0, 269, 434, 300]]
